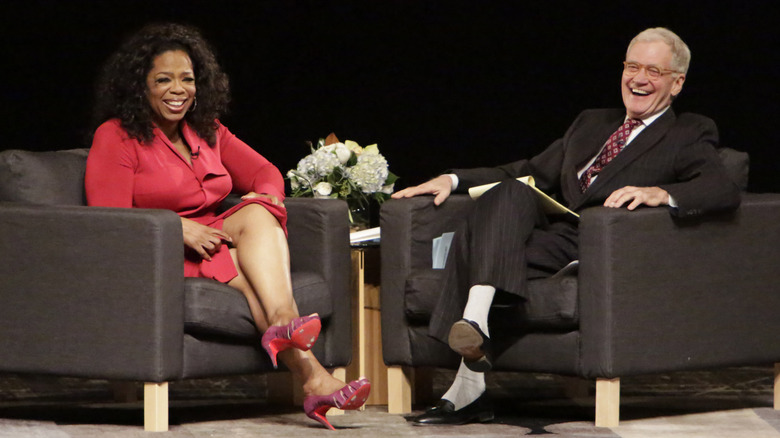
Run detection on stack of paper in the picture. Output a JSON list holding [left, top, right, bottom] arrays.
[[432, 232, 454, 269]]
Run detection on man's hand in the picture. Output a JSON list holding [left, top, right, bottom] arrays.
[[391, 174, 453, 206], [181, 217, 233, 261], [604, 186, 670, 210], [241, 191, 283, 206]]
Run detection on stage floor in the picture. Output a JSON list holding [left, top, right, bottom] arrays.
[[0, 366, 778, 437]]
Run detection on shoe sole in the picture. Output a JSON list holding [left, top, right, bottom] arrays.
[[448, 320, 485, 360], [290, 318, 321, 351], [413, 409, 495, 426], [448, 321, 492, 372]]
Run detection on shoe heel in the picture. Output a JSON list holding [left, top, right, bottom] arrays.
[[309, 405, 334, 430], [464, 355, 493, 373], [303, 378, 370, 429], [265, 338, 291, 369]]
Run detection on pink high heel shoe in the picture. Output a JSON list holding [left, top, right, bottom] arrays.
[[261, 314, 321, 368], [303, 378, 371, 430]]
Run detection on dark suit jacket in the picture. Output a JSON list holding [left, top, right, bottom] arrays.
[[452, 108, 741, 218]]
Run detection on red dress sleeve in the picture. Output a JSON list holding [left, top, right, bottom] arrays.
[[85, 120, 137, 208], [215, 123, 286, 202]]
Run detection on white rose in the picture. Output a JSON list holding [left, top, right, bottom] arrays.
[[313, 182, 333, 198], [322, 142, 351, 164]]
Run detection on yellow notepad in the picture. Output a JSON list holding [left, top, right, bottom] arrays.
[[467, 176, 579, 218]]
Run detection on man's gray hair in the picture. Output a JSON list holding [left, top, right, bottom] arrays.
[[627, 27, 691, 75]]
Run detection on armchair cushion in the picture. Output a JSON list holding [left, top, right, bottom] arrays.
[[403, 263, 579, 331], [184, 272, 334, 340], [0, 148, 88, 205], [183, 279, 258, 339]]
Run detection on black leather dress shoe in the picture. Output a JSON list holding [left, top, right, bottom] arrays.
[[413, 394, 494, 425], [448, 319, 493, 372]]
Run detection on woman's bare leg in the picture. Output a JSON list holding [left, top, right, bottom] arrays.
[[224, 204, 297, 327], [224, 204, 346, 396]]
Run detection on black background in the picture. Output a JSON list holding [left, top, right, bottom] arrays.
[[2, 0, 778, 192]]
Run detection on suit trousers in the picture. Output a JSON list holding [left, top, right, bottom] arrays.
[[429, 179, 579, 342]]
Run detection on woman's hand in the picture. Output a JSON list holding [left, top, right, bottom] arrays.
[[180, 217, 233, 261], [391, 175, 453, 206], [241, 191, 283, 206]]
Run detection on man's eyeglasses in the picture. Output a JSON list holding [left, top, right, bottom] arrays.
[[623, 61, 681, 79]]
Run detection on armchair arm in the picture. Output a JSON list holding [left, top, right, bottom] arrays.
[[285, 198, 351, 366], [579, 193, 780, 378], [380, 195, 474, 365], [0, 202, 185, 382]]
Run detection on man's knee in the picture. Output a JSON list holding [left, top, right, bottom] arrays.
[[476, 179, 536, 207]]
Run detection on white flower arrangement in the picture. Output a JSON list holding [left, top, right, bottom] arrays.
[[287, 133, 398, 226]]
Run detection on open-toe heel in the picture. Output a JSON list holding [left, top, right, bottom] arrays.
[[303, 378, 371, 430]]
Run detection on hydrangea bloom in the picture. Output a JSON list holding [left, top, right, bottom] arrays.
[[348, 153, 389, 193]]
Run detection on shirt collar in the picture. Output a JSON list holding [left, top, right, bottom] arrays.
[[628, 106, 670, 127]]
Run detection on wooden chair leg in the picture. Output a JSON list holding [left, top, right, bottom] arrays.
[[387, 366, 413, 414], [595, 378, 620, 427], [144, 382, 169, 432], [774, 363, 780, 410]]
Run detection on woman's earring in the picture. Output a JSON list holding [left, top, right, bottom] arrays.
[[190, 96, 197, 112]]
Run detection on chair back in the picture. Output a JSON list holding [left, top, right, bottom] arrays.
[[718, 147, 749, 191], [0, 146, 750, 206], [0, 149, 89, 205]]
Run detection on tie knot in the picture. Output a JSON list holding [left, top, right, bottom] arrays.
[[626, 118, 642, 129]]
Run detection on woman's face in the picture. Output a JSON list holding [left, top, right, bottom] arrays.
[[145, 50, 196, 133]]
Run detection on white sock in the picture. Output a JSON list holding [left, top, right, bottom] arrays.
[[462, 285, 495, 337], [441, 360, 486, 410]]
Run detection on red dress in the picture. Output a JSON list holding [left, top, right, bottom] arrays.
[[86, 119, 287, 283]]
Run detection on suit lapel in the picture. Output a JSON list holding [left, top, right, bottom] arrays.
[[562, 111, 625, 204], [572, 120, 622, 170], [585, 108, 676, 194]]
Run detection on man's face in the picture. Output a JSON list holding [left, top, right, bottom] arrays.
[[621, 41, 685, 119]]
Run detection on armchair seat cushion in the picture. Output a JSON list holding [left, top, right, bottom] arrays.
[[404, 262, 579, 331], [184, 272, 333, 340]]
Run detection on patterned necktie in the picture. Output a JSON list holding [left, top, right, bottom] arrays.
[[579, 118, 642, 192]]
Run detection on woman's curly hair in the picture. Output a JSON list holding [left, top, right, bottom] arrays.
[[93, 23, 230, 145]]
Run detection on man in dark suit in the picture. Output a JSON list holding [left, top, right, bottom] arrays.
[[391, 27, 741, 425]]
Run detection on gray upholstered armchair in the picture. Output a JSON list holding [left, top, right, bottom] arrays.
[[0, 148, 352, 431], [379, 148, 780, 426]]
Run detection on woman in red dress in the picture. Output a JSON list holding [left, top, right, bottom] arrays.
[[85, 23, 368, 429]]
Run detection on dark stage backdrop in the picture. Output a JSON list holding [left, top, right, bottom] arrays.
[[2, 1, 778, 192]]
